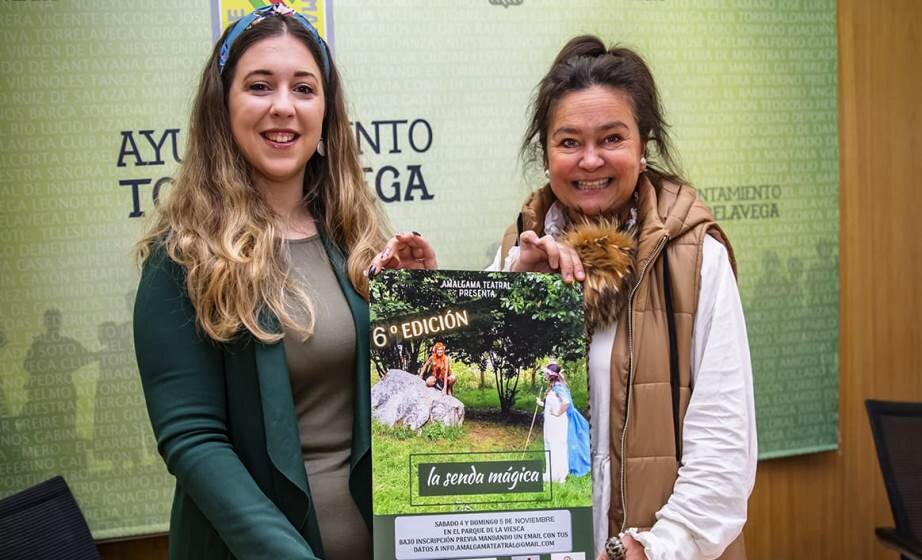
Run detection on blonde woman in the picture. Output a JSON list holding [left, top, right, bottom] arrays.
[[133, 4, 435, 559]]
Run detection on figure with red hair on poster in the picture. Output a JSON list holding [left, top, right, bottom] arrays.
[[418, 342, 455, 396]]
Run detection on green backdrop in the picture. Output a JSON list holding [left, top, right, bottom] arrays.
[[0, 0, 838, 538]]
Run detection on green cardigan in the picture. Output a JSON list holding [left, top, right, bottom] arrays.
[[133, 237, 371, 559]]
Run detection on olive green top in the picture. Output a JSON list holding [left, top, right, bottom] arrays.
[[283, 235, 372, 560]]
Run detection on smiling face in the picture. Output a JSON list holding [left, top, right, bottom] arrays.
[[545, 85, 644, 217], [227, 33, 325, 192]]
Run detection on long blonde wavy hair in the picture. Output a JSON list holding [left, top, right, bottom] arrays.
[[137, 16, 389, 343]]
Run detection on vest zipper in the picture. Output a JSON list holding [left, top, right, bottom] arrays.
[[620, 234, 669, 531]]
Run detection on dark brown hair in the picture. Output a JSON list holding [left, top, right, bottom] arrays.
[[522, 35, 685, 187]]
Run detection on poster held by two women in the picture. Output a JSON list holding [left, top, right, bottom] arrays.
[[369, 269, 594, 559]]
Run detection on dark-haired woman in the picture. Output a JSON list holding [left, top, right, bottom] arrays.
[[537, 362, 591, 483], [133, 4, 434, 558], [490, 36, 756, 560]]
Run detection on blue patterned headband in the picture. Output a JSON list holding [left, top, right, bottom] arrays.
[[218, 2, 331, 80]]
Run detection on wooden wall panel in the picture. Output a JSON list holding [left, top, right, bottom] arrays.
[[98, 536, 167, 560], [96, 0, 922, 558]]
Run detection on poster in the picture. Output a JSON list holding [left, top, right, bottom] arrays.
[[370, 270, 593, 559], [0, 0, 838, 539]]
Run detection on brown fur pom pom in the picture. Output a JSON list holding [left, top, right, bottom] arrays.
[[563, 219, 637, 331]]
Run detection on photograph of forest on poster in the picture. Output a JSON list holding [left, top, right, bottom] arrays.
[[369, 270, 591, 516]]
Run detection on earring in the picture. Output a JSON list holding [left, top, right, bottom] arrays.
[[316, 138, 326, 157], [640, 156, 647, 170], [544, 168, 550, 178]]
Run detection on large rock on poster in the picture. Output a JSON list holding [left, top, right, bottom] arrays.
[[371, 369, 464, 430]]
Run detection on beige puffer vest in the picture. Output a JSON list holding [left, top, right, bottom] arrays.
[[500, 177, 746, 559]]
